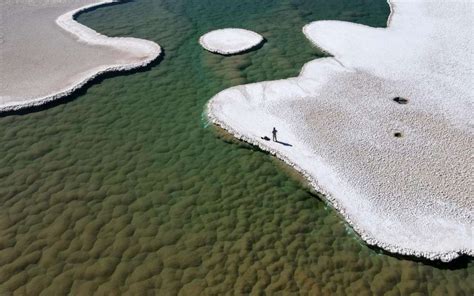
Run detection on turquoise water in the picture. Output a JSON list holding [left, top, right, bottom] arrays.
[[0, 0, 472, 294]]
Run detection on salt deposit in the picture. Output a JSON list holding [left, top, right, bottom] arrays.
[[199, 28, 263, 55], [0, 0, 161, 112], [207, 0, 473, 262]]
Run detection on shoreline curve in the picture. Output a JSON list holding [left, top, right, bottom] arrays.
[[0, 0, 161, 113], [206, 107, 472, 263]]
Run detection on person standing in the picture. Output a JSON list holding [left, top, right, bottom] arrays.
[[272, 127, 278, 142]]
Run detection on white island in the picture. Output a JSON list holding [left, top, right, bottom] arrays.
[[199, 28, 263, 55]]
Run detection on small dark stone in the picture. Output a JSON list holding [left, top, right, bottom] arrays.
[[393, 97, 408, 104], [394, 132, 403, 138]]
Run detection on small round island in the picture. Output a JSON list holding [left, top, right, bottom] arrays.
[[199, 28, 264, 55]]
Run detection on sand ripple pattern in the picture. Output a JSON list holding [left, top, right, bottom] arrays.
[[0, 0, 472, 294]]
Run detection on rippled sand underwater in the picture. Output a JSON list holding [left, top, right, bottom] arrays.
[[0, 0, 472, 294]]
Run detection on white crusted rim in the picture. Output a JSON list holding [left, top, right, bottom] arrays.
[[0, 0, 161, 113], [206, 99, 472, 263], [205, 0, 473, 262]]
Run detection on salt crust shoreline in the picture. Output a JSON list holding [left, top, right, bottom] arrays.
[[0, 0, 161, 112], [207, 0, 473, 262], [199, 28, 263, 55]]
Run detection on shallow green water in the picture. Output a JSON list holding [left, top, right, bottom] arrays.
[[0, 0, 472, 294]]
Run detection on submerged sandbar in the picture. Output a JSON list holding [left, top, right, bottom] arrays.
[[207, 0, 473, 261], [0, 0, 161, 112]]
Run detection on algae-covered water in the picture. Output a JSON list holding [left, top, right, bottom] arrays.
[[1, 0, 472, 294]]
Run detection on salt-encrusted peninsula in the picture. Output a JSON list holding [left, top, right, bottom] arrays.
[[0, 0, 161, 112], [207, 0, 473, 262], [199, 28, 263, 55]]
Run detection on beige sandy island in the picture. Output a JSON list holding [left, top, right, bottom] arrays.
[[0, 0, 161, 111], [208, 0, 473, 261], [199, 28, 263, 55]]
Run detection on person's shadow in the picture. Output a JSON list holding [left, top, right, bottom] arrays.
[[276, 140, 292, 147], [260, 136, 293, 147]]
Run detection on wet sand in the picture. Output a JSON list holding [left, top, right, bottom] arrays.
[[208, 0, 474, 261], [0, 0, 161, 112]]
